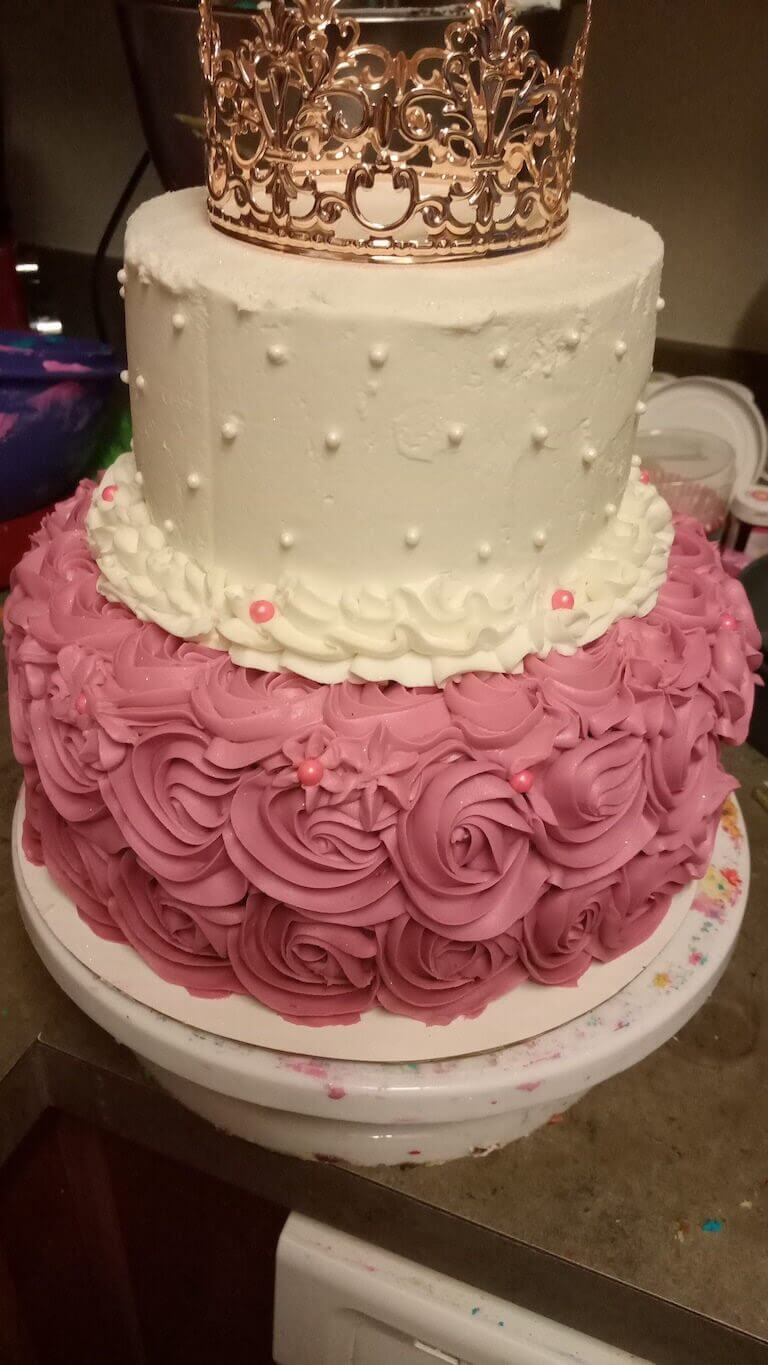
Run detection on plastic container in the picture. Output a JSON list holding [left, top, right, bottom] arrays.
[[635, 427, 737, 541]]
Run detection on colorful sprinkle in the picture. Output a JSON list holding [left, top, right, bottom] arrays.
[[327, 1085, 346, 1101], [701, 1219, 724, 1234], [102, 485, 118, 502], [75, 692, 88, 716], [640, 469, 651, 484], [653, 972, 672, 989], [249, 599, 276, 625], [720, 613, 739, 631]]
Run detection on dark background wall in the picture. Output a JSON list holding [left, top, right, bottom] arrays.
[[1, 0, 767, 357]]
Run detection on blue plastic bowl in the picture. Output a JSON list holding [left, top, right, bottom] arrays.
[[0, 331, 121, 521]]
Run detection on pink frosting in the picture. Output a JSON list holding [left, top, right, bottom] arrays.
[[5, 485, 760, 1026], [229, 893, 378, 1024]]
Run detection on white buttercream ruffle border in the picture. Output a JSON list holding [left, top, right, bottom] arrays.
[[87, 452, 674, 686]]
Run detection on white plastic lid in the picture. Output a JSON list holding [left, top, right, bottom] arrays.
[[640, 376, 767, 495], [731, 484, 768, 528]]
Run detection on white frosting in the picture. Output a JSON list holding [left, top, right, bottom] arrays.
[[95, 188, 670, 685], [88, 453, 672, 685]]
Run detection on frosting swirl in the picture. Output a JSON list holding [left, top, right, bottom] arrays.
[[5, 485, 760, 1026], [109, 852, 244, 997], [377, 915, 526, 1023], [230, 893, 379, 1024], [101, 726, 247, 907], [385, 759, 547, 939]]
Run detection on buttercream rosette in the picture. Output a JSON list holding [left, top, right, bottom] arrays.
[[5, 483, 761, 1026]]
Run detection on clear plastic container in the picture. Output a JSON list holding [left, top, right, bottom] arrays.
[[635, 427, 737, 541]]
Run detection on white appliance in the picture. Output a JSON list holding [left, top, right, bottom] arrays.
[[274, 1214, 651, 1365]]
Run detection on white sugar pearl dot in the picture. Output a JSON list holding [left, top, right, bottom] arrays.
[[533, 529, 547, 549], [138, 267, 150, 287], [119, 286, 126, 300], [135, 470, 144, 487], [635, 400, 648, 416], [369, 344, 389, 369], [565, 329, 581, 349], [280, 530, 295, 549], [656, 297, 666, 313], [172, 312, 187, 333], [492, 347, 508, 369], [631, 453, 642, 468], [120, 369, 129, 385], [447, 423, 465, 447], [532, 424, 549, 446], [615, 340, 628, 359], [405, 527, 421, 548], [117, 268, 127, 286], [605, 502, 618, 518], [325, 430, 342, 452], [267, 343, 288, 366], [135, 374, 146, 392], [583, 446, 598, 466], [222, 419, 239, 442], [478, 542, 492, 562], [163, 519, 175, 534], [187, 472, 201, 490]]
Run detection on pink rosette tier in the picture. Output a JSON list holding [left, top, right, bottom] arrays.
[[5, 482, 761, 1026]]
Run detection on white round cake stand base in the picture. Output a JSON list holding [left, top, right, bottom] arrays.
[[15, 800, 749, 1167]]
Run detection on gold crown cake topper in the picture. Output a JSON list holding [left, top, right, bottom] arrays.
[[199, 0, 593, 263]]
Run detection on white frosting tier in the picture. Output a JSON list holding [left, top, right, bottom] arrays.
[[94, 188, 670, 685], [88, 454, 672, 684]]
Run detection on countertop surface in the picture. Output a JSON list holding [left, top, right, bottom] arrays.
[[1, 667, 767, 1364]]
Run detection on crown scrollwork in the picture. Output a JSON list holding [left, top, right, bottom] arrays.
[[199, 0, 593, 262]]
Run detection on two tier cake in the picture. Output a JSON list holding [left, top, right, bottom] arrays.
[[6, 0, 760, 1029]]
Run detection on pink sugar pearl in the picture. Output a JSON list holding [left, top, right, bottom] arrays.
[[75, 692, 88, 716], [640, 469, 651, 484], [551, 588, 575, 612], [102, 485, 118, 502], [249, 599, 276, 625], [297, 758, 324, 788], [720, 613, 739, 631], [510, 770, 534, 794]]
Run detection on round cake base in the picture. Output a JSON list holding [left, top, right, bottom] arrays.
[[15, 797, 749, 1166], [11, 787, 703, 1064]]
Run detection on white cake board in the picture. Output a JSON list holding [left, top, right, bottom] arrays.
[[15, 796, 749, 1165], [13, 791, 697, 1063]]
